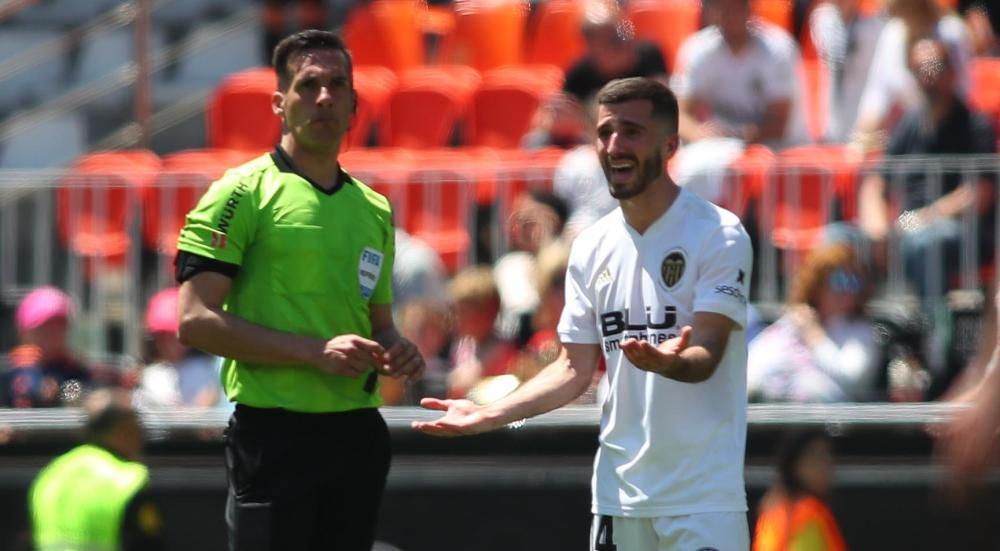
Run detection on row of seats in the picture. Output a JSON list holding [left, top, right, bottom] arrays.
[[345, 0, 963, 73], [4, 0, 247, 28], [209, 64, 565, 151], [57, 143, 953, 274], [54, 147, 568, 271]]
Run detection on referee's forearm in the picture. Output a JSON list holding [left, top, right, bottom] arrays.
[[179, 307, 323, 366]]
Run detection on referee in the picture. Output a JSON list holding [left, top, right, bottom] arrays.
[[175, 30, 424, 550]]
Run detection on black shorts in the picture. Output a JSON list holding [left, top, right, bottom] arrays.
[[224, 405, 391, 551]]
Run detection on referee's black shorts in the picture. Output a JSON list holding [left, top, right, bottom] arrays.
[[224, 404, 391, 551]]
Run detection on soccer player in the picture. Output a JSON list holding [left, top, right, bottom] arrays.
[[414, 77, 754, 550], [175, 30, 423, 550]]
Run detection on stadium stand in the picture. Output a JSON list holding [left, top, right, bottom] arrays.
[[624, 0, 701, 68], [382, 65, 481, 148], [467, 65, 564, 148], [525, 0, 587, 69], [343, 0, 425, 71], [206, 67, 280, 151]]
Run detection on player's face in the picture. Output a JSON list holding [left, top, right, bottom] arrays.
[[276, 49, 355, 153], [595, 100, 669, 200]]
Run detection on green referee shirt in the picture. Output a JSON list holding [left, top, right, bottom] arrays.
[[176, 147, 395, 413]]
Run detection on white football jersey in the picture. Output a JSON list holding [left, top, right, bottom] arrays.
[[558, 189, 753, 517]]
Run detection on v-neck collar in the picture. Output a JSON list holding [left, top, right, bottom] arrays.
[[271, 145, 351, 196], [621, 189, 689, 241]]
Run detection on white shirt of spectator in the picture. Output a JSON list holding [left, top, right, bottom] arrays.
[[856, 14, 971, 129], [558, 189, 754, 517], [553, 145, 618, 236], [671, 21, 810, 149], [810, 3, 886, 142]]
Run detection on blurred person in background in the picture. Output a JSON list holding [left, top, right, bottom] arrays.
[[0, 287, 102, 408], [810, 0, 886, 143], [854, 38, 995, 300], [562, 0, 668, 106], [175, 30, 423, 550], [671, 0, 808, 204], [381, 299, 452, 405], [134, 287, 222, 408], [747, 244, 882, 402], [29, 389, 164, 551], [512, 239, 570, 382], [753, 429, 846, 551], [960, 0, 999, 56], [851, 0, 972, 152], [393, 228, 449, 314], [446, 266, 518, 399], [494, 190, 569, 342]]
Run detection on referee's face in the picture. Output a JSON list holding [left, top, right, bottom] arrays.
[[596, 100, 669, 200], [275, 49, 355, 153]]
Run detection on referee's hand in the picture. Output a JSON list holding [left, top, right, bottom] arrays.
[[380, 338, 425, 381], [316, 335, 385, 377]]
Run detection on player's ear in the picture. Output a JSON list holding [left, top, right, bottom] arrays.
[[271, 91, 285, 119], [661, 131, 680, 161]]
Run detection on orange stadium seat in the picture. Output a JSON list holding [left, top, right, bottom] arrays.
[[143, 149, 258, 257], [624, 0, 701, 69], [467, 65, 564, 148], [969, 58, 1000, 127], [207, 68, 280, 153], [526, 0, 587, 69], [57, 150, 162, 265], [445, 0, 527, 71], [767, 145, 859, 252], [722, 144, 775, 219], [752, 0, 793, 33], [344, 0, 425, 71], [393, 148, 498, 270], [801, 58, 829, 142], [349, 65, 399, 148], [382, 66, 481, 149]]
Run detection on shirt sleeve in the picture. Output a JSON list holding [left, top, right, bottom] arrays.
[[176, 174, 257, 267], [557, 238, 600, 344], [120, 491, 166, 551], [369, 208, 396, 305], [693, 222, 753, 328]]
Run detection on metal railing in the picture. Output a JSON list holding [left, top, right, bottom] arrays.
[[0, 153, 996, 366]]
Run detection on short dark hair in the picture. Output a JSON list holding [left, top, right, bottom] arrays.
[[596, 77, 679, 134], [272, 30, 353, 91], [776, 428, 830, 498]]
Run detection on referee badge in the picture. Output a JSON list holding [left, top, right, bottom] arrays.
[[358, 247, 384, 300], [660, 249, 686, 289]]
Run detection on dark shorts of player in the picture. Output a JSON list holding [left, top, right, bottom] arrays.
[[224, 404, 391, 551]]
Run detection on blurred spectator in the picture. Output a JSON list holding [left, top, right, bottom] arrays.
[[446, 266, 518, 398], [0, 287, 100, 408], [748, 244, 882, 402], [552, 142, 618, 237], [381, 299, 452, 405], [261, 0, 328, 63], [521, 92, 591, 149], [562, 0, 668, 105], [672, 0, 809, 150], [753, 429, 846, 551], [134, 288, 222, 408], [810, 0, 886, 143], [961, 0, 999, 56], [494, 190, 569, 341], [393, 228, 449, 313], [29, 389, 164, 551], [512, 239, 571, 382], [853, 38, 995, 299], [852, 0, 972, 152]]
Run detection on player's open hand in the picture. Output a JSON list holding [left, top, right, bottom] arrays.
[[380, 338, 425, 381], [621, 326, 692, 376], [936, 395, 1000, 480], [411, 398, 502, 437], [316, 335, 384, 377]]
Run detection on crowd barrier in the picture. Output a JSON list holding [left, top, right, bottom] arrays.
[[0, 404, 999, 550], [0, 151, 997, 365]]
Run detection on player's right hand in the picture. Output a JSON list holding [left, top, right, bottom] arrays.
[[315, 335, 385, 377], [411, 398, 502, 437]]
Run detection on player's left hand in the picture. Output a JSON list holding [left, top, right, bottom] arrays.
[[621, 326, 692, 376], [936, 391, 1000, 479], [380, 338, 425, 381]]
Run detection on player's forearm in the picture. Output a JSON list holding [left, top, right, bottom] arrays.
[[178, 306, 324, 366], [481, 354, 594, 426], [659, 346, 720, 383]]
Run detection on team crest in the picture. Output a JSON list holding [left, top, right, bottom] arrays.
[[660, 250, 686, 289]]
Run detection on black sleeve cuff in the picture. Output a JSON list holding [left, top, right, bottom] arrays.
[[175, 251, 240, 283]]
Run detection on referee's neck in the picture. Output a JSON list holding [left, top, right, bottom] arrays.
[[279, 136, 342, 190]]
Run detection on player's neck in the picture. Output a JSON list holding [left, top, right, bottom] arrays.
[[280, 135, 342, 190], [620, 177, 680, 235]]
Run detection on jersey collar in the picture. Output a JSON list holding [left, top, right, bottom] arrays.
[[271, 145, 352, 196]]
